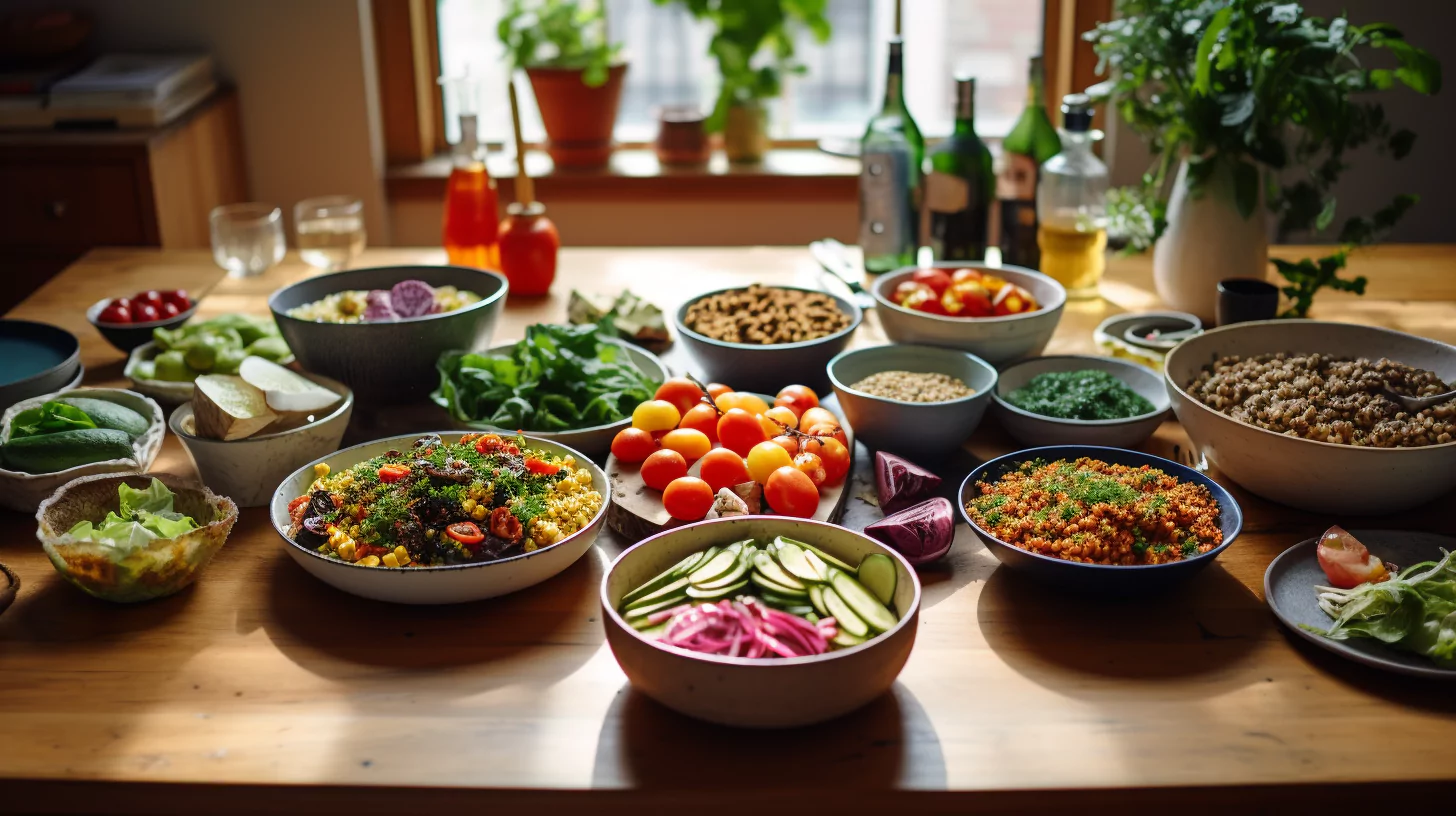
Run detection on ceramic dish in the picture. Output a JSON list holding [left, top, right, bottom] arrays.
[[268, 432, 609, 604], [36, 472, 239, 603], [269, 265, 508, 404], [826, 344, 996, 462], [1093, 311, 1203, 371], [440, 339, 667, 460], [673, 285, 862, 393], [601, 516, 921, 728], [870, 263, 1066, 367], [0, 319, 81, 414], [1164, 320, 1456, 514], [958, 445, 1243, 594], [0, 562, 16, 618], [1265, 530, 1456, 680], [122, 340, 296, 407], [0, 388, 165, 513], [170, 373, 354, 508], [992, 355, 1170, 449], [86, 297, 198, 354]]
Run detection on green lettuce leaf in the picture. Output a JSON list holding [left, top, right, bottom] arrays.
[[10, 402, 97, 439], [67, 478, 199, 547]]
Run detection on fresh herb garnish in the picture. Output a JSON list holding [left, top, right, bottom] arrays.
[[1004, 370, 1156, 421]]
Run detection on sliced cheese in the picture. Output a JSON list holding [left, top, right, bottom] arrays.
[[238, 356, 341, 413], [193, 374, 278, 441]]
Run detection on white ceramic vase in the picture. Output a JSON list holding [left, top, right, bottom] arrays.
[[1153, 157, 1269, 324]]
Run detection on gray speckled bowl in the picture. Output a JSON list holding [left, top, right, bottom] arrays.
[[826, 344, 996, 462], [992, 355, 1170, 450], [268, 265, 508, 404]]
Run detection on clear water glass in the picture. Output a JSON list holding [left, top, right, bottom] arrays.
[[210, 203, 286, 278], [294, 195, 366, 271]]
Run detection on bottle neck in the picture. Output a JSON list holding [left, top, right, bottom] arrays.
[[881, 40, 905, 112], [456, 114, 483, 165], [952, 80, 974, 135], [1025, 57, 1044, 108], [1059, 129, 1094, 152]]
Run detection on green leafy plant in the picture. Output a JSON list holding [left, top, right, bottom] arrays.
[[1088, 1, 1440, 316], [498, 0, 623, 87], [653, 0, 831, 131]]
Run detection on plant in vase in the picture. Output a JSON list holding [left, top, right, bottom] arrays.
[[499, 0, 626, 168], [653, 0, 831, 163], [1088, 1, 1440, 320]]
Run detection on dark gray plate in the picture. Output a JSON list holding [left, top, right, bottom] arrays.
[[1265, 530, 1456, 680]]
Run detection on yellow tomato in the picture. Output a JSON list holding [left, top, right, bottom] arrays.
[[746, 440, 794, 485], [631, 399, 681, 432], [798, 406, 839, 430], [714, 391, 771, 415], [660, 428, 712, 462], [763, 405, 799, 432]]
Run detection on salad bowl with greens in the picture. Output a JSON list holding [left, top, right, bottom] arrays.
[[36, 474, 238, 603]]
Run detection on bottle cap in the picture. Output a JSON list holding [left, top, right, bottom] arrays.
[[1060, 93, 1093, 132]]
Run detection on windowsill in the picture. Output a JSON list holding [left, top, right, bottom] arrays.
[[385, 147, 860, 202]]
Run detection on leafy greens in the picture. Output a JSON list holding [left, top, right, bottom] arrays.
[[66, 478, 200, 549], [10, 402, 96, 439], [1307, 548, 1456, 668], [432, 321, 661, 432]]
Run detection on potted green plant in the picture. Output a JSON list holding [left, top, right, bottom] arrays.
[[654, 0, 831, 163], [1089, 1, 1440, 321], [499, 0, 625, 168]]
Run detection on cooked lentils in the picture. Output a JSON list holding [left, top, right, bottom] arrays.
[[683, 284, 850, 345], [1187, 352, 1455, 447], [850, 370, 975, 402]]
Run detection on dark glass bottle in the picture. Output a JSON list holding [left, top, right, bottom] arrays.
[[997, 56, 1061, 268], [925, 77, 994, 260]]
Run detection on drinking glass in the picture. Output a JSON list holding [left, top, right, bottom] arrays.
[[294, 195, 366, 271], [210, 203, 286, 278]]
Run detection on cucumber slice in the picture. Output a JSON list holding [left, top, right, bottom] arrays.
[[633, 621, 669, 638], [779, 605, 816, 618], [822, 586, 869, 637], [785, 538, 855, 573], [750, 571, 810, 599], [774, 540, 823, 584], [829, 571, 898, 634], [620, 551, 705, 607], [687, 547, 740, 585], [623, 577, 689, 612], [624, 595, 688, 621], [808, 584, 828, 616], [802, 549, 831, 582], [693, 557, 749, 591], [686, 579, 748, 601], [831, 629, 867, 649], [752, 551, 806, 590], [856, 553, 897, 606]]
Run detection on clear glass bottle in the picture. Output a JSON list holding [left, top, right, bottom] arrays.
[[998, 56, 1062, 269], [1036, 94, 1107, 298], [926, 77, 994, 261], [859, 37, 924, 275]]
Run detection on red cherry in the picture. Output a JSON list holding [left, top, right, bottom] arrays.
[[158, 301, 182, 319], [131, 302, 161, 323], [98, 302, 132, 324]]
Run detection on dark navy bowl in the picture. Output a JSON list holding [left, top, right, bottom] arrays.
[[957, 445, 1242, 594], [87, 297, 198, 353]]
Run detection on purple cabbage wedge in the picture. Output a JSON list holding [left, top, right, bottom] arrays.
[[875, 451, 942, 515], [864, 498, 955, 565]]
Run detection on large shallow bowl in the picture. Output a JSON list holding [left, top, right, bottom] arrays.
[[438, 339, 667, 461], [992, 355, 1170, 449], [0, 388, 165, 513], [1164, 320, 1456, 514], [601, 516, 921, 728], [673, 285, 862, 393], [0, 319, 81, 414], [268, 265, 508, 404], [170, 373, 354, 508], [269, 432, 609, 604], [958, 446, 1243, 594], [871, 263, 1066, 367], [86, 297, 198, 354], [826, 344, 997, 462], [36, 472, 239, 603]]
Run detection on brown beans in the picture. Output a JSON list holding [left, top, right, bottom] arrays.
[[683, 285, 850, 345]]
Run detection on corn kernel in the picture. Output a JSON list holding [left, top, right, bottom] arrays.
[[462, 498, 477, 513], [358, 555, 381, 567], [314, 463, 330, 478], [471, 504, 487, 521], [381, 552, 399, 568], [394, 546, 410, 563], [337, 541, 356, 561]]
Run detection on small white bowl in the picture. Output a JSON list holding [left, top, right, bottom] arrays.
[[992, 355, 1170, 449], [170, 373, 354, 508], [0, 388, 165, 513], [125, 340, 297, 407]]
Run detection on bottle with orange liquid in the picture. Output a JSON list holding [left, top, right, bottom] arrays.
[[440, 74, 500, 269]]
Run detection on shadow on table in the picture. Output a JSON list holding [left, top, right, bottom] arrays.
[[1273, 625, 1456, 716], [2, 571, 197, 644], [590, 682, 947, 791]]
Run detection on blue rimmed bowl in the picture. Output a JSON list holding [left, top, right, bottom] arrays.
[[958, 445, 1242, 594]]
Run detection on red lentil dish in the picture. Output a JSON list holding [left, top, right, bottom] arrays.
[[965, 458, 1223, 565]]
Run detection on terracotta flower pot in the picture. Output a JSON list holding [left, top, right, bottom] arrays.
[[525, 63, 627, 169]]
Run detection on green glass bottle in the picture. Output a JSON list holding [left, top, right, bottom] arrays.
[[997, 56, 1062, 269], [859, 37, 924, 274], [926, 77, 994, 261]]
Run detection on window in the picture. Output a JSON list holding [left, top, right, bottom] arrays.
[[435, 0, 1043, 147]]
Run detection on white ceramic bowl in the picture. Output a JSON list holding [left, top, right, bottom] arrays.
[[125, 340, 297, 407], [0, 388, 164, 513], [269, 432, 610, 604], [993, 355, 1171, 449], [170, 373, 354, 508], [871, 263, 1066, 367], [1164, 320, 1456, 514], [601, 516, 921, 728]]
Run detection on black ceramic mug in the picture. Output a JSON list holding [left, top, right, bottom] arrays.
[[1216, 278, 1280, 326]]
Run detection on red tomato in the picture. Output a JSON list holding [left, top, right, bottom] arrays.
[[610, 428, 657, 463], [805, 422, 849, 449], [654, 377, 707, 416], [698, 448, 750, 493], [641, 449, 688, 491], [134, 290, 165, 308], [892, 280, 932, 306], [158, 301, 182, 319], [798, 407, 837, 429], [524, 456, 561, 476], [803, 437, 850, 485], [705, 382, 733, 401], [951, 268, 984, 285], [950, 280, 994, 317], [764, 466, 820, 518], [905, 287, 948, 315], [716, 408, 768, 457], [130, 302, 161, 323], [97, 301, 132, 324], [792, 451, 827, 488], [446, 521, 485, 547], [378, 464, 412, 483], [160, 289, 191, 310], [678, 402, 720, 443], [775, 384, 819, 410], [911, 268, 953, 296], [497, 208, 559, 296], [769, 434, 799, 457], [662, 477, 714, 521]]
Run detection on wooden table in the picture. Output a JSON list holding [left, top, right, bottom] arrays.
[[3, 246, 1455, 813]]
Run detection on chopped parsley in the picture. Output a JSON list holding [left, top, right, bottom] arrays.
[[1003, 370, 1157, 420]]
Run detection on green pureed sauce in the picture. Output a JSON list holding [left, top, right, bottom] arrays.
[[1005, 370, 1155, 420]]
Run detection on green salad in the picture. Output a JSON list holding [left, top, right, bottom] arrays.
[[1310, 547, 1456, 668], [433, 321, 660, 432], [67, 478, 199, 548]]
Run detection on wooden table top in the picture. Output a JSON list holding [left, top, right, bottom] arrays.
[[2, 245, 1455, 813]]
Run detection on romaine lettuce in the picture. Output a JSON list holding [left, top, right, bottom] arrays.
[[67, 478, 200, 547]]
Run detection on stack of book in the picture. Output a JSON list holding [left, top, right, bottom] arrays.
[[0, 53, 215, 129]]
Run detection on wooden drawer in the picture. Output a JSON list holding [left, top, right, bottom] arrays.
[[0, 160, 150, 248]]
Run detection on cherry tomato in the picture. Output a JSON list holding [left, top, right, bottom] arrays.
[[773, 385, 819, 419], [678, 402, 720, 443], [706, 382, 733, 401], [799, 407, 838, 430], [911, 268, 953, 296], [716, 408, 768, 457], [793, 451, 827, 488], [951, 268, 984, 285], [756, 411, 788, 438], [134, 290, 165, 308], [805, 422, 849, 449], [765, 466, 820, 518], [641, 449, 688, 491], [803, 437, 850, 485], [763, 405, 798, 431], [654, 377, 707, 416], [158, 301, 182, 319], [631, 399, 681, 432], [939, 287, 966, 316], [662, 476, 714, 521], [97, 301, 132, 324], [524, 456, 561, 476], [446, 521, 485, 547], [992, 284, 1038, 315], [610, 428, 657, 463], [947, 279, 994, 317], [698, 448, 750, 493], [160, 289, 191, 310], [378, 464, 412, 483], [746, 441, 793, 485], [892, 280, 932, 306], [905, 286, 949, 315], [130, 302, 161, 323], [714, 391, 770, 415], [769, 434, 799, 457], [660, 428, 711, 462]]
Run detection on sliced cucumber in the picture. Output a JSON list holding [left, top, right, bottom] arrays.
[[774, 540, 823, 584], [750, 571, 810, 599], [634, 621, 669, 638], [822, 586, 869, 638], [831, 629, 867, 649], [687, 547, 740, 585], [693, 557, 749, 591], [752, 551, 806, 590], [623, 577, 689, 612], [786, 538, 855, 573], [808, 584, 828, 617], [801, 549, 831, 582], [829, 570, 898, 634], [624, 595, 688, 621], [856, 553, 897, 606], [620, 551, 703, 607], [779, 604, 816, 618], [686, 578, 748, 601]]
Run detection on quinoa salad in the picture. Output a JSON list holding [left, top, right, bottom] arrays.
[[286, 433, 603, 568], [848, 370, 975, 402]]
